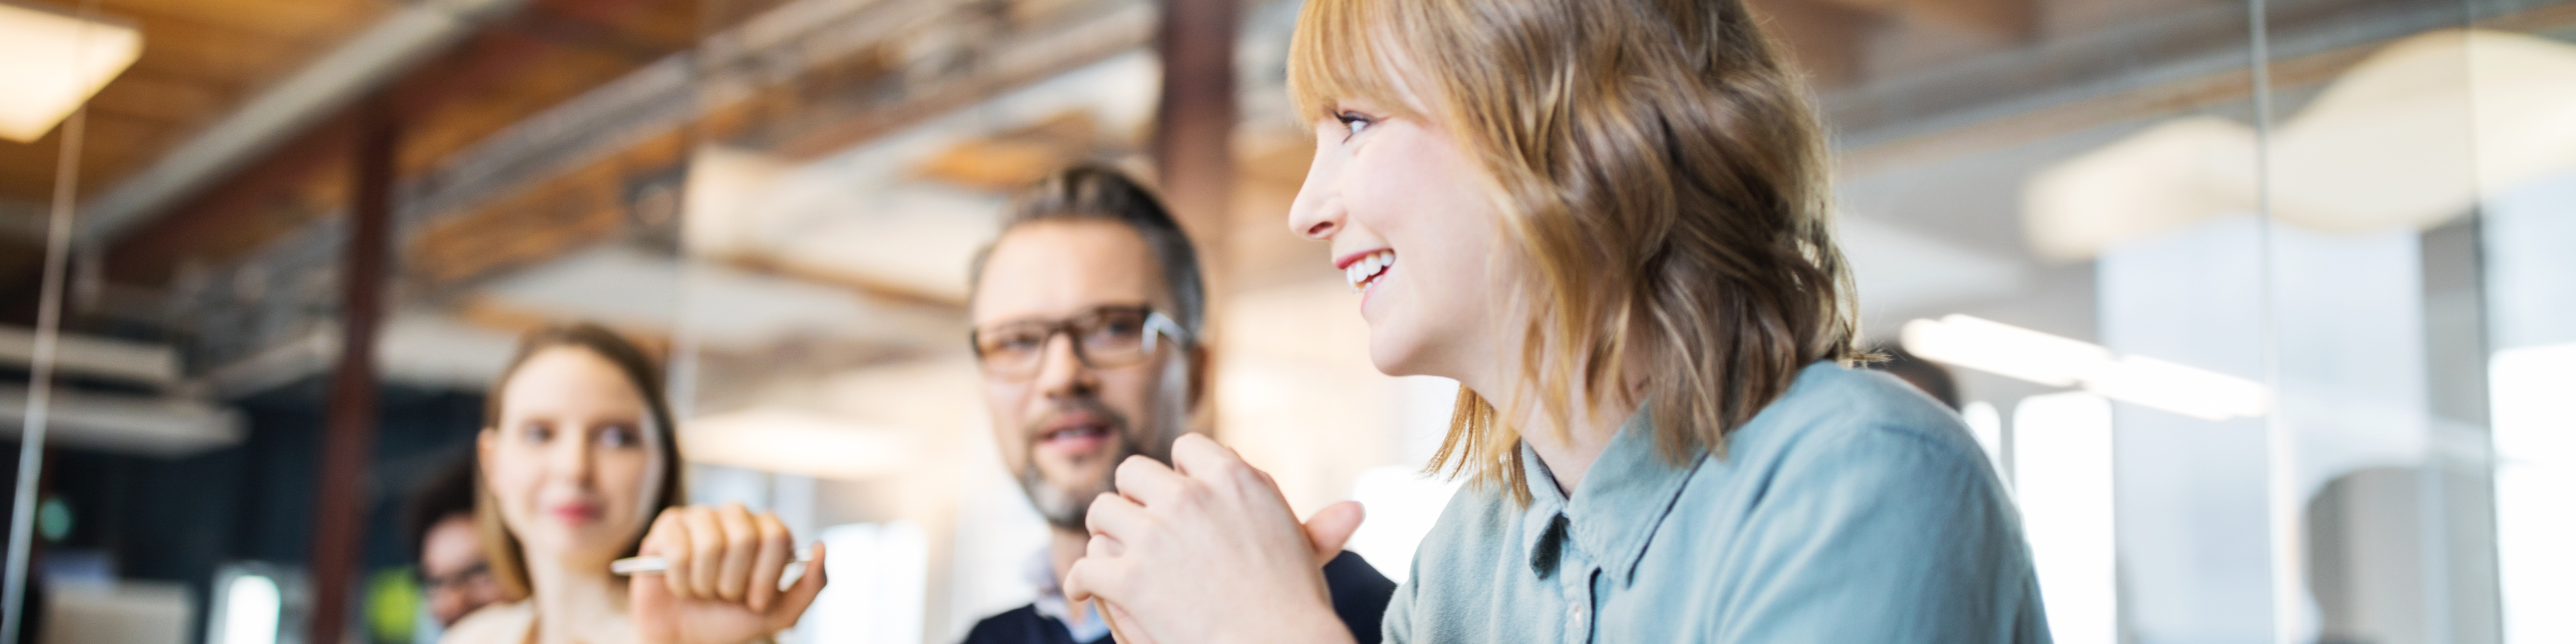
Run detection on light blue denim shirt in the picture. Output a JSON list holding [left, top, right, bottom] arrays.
[[1381, 363, 2051, 643]]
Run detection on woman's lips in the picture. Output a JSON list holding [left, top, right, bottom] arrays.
[[547, 503, 602, 524], [1342, 249, 1395, 294]]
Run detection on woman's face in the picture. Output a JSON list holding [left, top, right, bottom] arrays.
[[1287, 97, 1521, 388], [479, 347, 661, 569]]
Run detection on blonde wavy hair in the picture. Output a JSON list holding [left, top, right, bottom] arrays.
[[1287, 0, 1864, 501]]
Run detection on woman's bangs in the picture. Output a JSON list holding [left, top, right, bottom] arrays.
[[1287, 0, 1415, 123]]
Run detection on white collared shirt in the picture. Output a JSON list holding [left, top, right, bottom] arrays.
[[1026, 547, 1113, 643]]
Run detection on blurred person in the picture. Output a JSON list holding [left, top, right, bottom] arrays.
[[443, 323, 826, 644], [1863, 343, 1964, 410], [1059, 0, 2049, 642], [961, 166, 1396, 644], [410, 457, 506, 629]]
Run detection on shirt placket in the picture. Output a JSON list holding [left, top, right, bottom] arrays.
[[1558, 537, 1599, 644]]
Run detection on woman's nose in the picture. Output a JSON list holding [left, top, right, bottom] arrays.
[[551, 432, 596, 478], [1295, 209, 1340, 239], [1287, 144, 1344, 240]]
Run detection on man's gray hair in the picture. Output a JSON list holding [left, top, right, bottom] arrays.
[[967, 164, 1208, 339]]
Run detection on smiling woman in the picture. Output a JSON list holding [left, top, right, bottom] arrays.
[[1059, 1, 2047, 643]]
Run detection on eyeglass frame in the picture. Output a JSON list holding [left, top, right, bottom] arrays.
[[969, 305, 1191, 380]]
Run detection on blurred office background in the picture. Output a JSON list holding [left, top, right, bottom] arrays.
[[1, 0, 2573, 643]]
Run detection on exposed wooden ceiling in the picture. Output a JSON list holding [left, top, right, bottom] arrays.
[[0, 0, 810, 324], [3, 0, 2051, 316], [0, 0, 386, 310], [0, 0, 388, 205], [15, 0, 2568, 344]]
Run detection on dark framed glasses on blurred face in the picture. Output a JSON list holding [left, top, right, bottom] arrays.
[[971, 305, 1189, 381]]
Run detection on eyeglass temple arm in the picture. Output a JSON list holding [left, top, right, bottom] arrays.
[[1141, 311, 1191, 354]]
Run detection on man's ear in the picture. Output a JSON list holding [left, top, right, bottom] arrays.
[[1186, 344, 1212, 410]]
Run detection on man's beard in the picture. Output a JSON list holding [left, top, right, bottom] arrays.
[[1015, 400, 1161, 531]]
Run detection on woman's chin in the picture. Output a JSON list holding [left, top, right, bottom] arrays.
[[1366, 335, 1436, 379], [521, 530, 632, 564]]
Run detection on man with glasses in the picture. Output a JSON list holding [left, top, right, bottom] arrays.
[[408, 458, 505, 633], [961, 165, 1394, 644]]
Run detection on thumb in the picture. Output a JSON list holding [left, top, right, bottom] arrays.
[[630, 569, 677, 644], [767, 542, 829, 629], [1097, 599, 1157, 644], [1061, 559, 1097, 604], [1301, 501, 1366, 566], [630, 567, 670, 613]]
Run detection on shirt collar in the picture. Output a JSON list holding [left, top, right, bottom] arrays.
[[1026, 547, 1112, 642], [1516, 406, 1704, 582]]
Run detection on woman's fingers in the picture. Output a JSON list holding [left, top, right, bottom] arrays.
[[1099, 599, 1159, 644], [1085, 529, 1126, 559], [682, 506, 727, 598], [1301, 501, 1366, 566], [1110, 455, 1185, 506], [745, 513, 792, 612], [1084, 491, 1152, 544], [1168, 433, 1260, 490], [648, 508, 694, 600], [764, 541, 828, 631], [1061, 555, 1111, 604], [1167, 433, 1232, 474], [714, 503, 759, 602]]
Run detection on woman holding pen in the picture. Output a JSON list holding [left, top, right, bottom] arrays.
[[443, 322, 822, 644]]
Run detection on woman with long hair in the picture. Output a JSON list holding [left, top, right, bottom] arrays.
[[443, 323, 824, 644], [1063, 0, 2047, 641]]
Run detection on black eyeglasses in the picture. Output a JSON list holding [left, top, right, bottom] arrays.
[[423, 561, 493, 594], [971, 305, 1189, 381]]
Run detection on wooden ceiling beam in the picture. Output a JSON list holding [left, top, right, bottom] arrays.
[[0, 112, 184, 200], [383, 0, 675, 125], [83, 72, 231, 126], [55, 0, 387, 44], [95, 11, 316, 90], [1909, 0, 2036, 39], [1750, 0, 1880, 87], [91, 0, 688, 287], [1803, 0, 2035, 39], [101, 117, 355, 285]]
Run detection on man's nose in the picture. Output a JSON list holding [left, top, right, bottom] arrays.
[[1032, 333, 1097, 398]]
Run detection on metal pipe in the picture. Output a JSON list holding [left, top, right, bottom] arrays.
[[0, 79, 85, 644]]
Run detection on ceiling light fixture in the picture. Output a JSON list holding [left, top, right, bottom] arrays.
[[682, 408, 917, 480], [1902, 314, 2270, 421], [0, 1, 141, 142], [1900, 314, 2110, 387]]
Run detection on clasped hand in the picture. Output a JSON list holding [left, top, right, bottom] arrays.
[[631, 503, 828, 644], [1063, 434, 1367, 644]]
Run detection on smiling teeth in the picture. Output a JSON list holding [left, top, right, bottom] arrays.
[[1344, 250, 1395, 292]]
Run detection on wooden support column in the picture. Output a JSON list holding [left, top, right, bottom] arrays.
[[1155, 0, 1237, 432], [1155, 0, 1238, 265], [308, 97, 396, 644]]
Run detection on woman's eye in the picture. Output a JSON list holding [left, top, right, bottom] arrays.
[[521, 423, 553, 443], [1335, 111, 1374, 140], [599, 425, 640, 448]]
